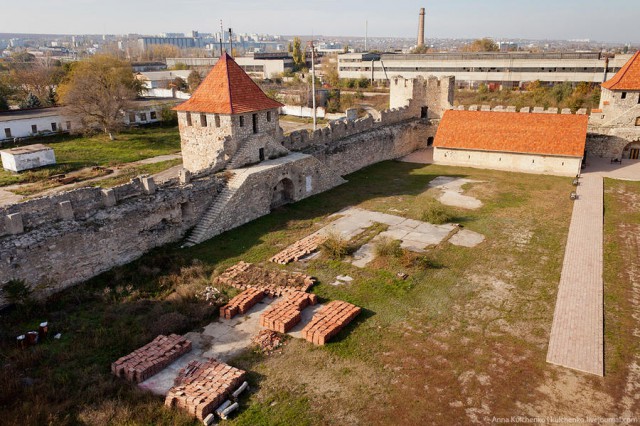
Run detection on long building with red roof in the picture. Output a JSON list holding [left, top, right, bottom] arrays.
[[434, 109, 587, 176]]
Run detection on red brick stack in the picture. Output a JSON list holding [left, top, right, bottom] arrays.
[[165, 359, 246, 421], [219, 287, 265, 319], [214, 261, 316, 297], [111, 334, 192, 383], [302, 301, 361, 345], [260, 291, 318, 333], [269, 233, 327, 264]]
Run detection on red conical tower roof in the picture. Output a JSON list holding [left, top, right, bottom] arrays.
[[602, 51, 640, 90], [174, 53, 283, 114]]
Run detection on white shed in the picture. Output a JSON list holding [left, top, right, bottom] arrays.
[[1, 144, 56, 172]]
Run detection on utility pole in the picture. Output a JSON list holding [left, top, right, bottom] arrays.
[[308, 40, 317, 131]]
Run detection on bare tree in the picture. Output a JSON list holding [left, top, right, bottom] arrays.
[[58, 55, 143, 140]]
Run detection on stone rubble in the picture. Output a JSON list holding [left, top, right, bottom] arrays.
[[269, 233, 327, 264], [219, 287, 266, 320], [252, 329, 287, 354], [302, 300, 361, 345], [259, 290, 318, 333], [213, 261, 316, 297], [165, 358, 246, 421], [111, 334, 192, 383]]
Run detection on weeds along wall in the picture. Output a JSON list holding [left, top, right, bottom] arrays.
[[0, 173, 223, 306]]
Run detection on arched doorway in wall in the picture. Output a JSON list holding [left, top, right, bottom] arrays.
[[622, 141, 640, 160], [271, 178, 294, 209]]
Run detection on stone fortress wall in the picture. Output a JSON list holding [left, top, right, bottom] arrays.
[[0, 76, 451, 306]]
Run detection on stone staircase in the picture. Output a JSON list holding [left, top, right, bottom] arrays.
[[182, 169, 252, 247], [226, 140, 256, 170]]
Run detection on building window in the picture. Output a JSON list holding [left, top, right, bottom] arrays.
[[252, 113, 258, 133], [140, 113, 147, 121], [266, 111, 271, 122], [635, 117, 640, 126], [129, 112, 136, 123], [150, 111, 157, 120], [239, 115, 244, 127], [637, 94, 640, 104], [200, 113, 207, 127], [51, 122, 57, 132], [31, 124, 37, 133], [4, 128, 11, 138], [621, 92, 627, 99], [66, 121, 72, 131], [215, 115, 220, 128], [186, 112, 192, 126]]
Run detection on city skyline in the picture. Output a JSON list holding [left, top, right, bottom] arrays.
[[2, 0, 639, 44]]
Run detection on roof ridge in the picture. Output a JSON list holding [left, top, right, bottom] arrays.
[[223, 53, 234, 114], [602, 50, 640, 90]]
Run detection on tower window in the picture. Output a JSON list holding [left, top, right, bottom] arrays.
[[252, 113, 258, 134], [200, 113, 207, 127], [215, 115, 220, 127], [186, 112, 192, 126], [621, 92, 627, 99], [266, 111, 271, 122], [239, 116, 244, 127]]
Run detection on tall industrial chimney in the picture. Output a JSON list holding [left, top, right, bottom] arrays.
[[417, 7, 426, 48]]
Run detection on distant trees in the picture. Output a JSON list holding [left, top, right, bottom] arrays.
[[292, 37, 305, 70], [462, 38, 499, 52], [58, 55, 143, 140], [20, 93, 41, 109]]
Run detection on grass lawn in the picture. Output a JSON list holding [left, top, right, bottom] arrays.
[[0, 125, 181, 187], [0, 161, 636, 424]]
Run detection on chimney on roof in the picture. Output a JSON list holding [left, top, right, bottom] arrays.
[[417, 7, 426, 48]]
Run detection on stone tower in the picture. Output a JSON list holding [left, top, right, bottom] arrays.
[[174, 53, 287, 173]]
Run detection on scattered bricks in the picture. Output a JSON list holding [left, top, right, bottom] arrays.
[[252, 329, 286, 354], [301, 300, 361, 346], [111, 334, 191, 383], [213, 261, 316, 297], [269, 233, 327, 264], [220, 287, 265, 319], [165, 358, 246, 421]]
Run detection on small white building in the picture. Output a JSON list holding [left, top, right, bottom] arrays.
[[1, 144, 56, 172], [433, 110, 588, 176]]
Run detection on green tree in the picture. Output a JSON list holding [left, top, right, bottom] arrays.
[[322, 56, 340, 87], [58, 55, 143, 140], [187, 70, 203, 92], [292, 37, 305, 70], [20, 92, 42, 109], [0, 96, 9, 111], [171, 76, 188, 92]]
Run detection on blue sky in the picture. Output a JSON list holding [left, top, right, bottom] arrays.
[[2, 0, 638, 43]]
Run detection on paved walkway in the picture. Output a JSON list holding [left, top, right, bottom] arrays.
[[546, 173, 604, 376], [399, 147, 433, 164]]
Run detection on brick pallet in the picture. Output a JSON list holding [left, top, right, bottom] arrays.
[[219, 287, 265, 319], [214, 261, 316, 297], [302, 301, 361, 345], [259, 291, 318, 333], [165, 359, 246, 421], [269, 233, 327, 264], [111, 334, 192, 383]]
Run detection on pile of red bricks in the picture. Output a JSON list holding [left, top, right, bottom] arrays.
[[259, 291, 318, 333], [165, 358, 246, 421], [219, 287, 265, 319], [111, 334, 192, 383], [214, 261, 316, 297], [269, 233, 327, 264], [302, 301, 361, 345]]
